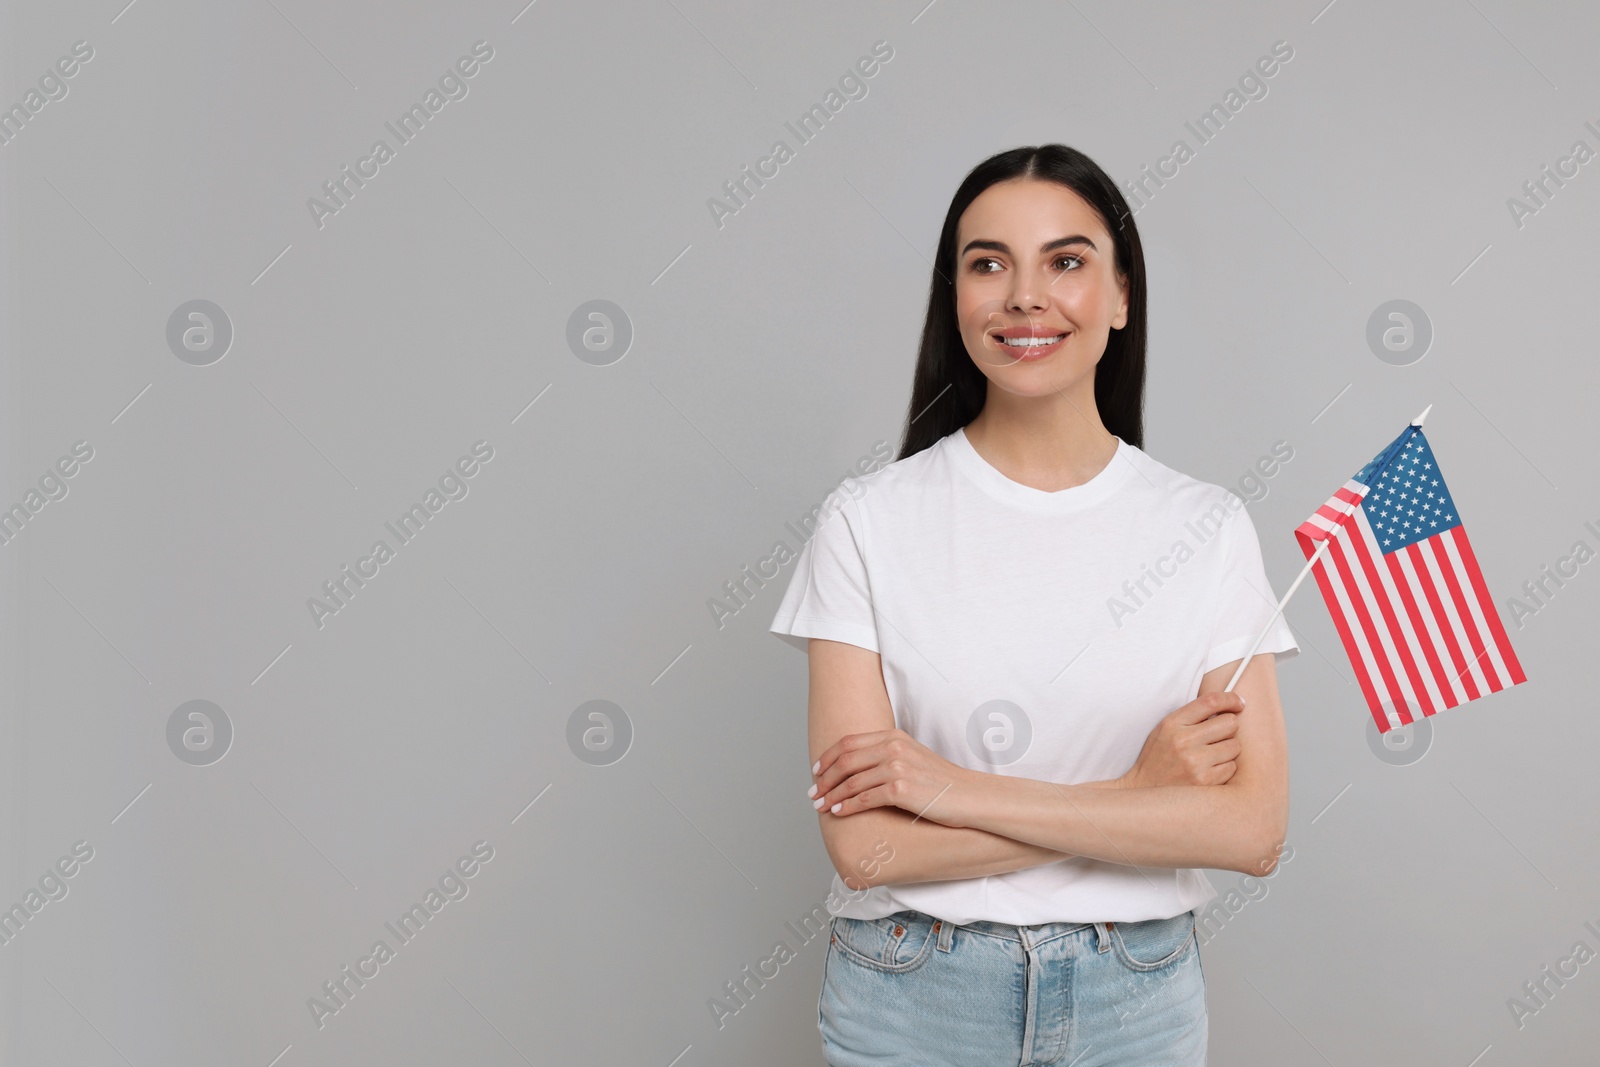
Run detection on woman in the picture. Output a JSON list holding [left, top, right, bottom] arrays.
[[768, 144, 1298, 1065]]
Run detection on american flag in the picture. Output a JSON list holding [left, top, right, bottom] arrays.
[[1295, 419, 1526, 733]]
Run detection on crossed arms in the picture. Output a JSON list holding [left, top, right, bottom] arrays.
[[804, 638, 1290, 889]]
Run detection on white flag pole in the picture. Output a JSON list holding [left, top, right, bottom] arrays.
[[1221, 404, 1432, 694]]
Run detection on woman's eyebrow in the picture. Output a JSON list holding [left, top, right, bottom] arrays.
[[960, 234, 1098, 257]]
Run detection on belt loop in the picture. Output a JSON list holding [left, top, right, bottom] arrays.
[[1094, 920, 1113, 953], [936, 916, 954, 952]]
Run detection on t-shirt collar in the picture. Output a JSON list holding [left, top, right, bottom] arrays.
[[947, 425, 1135, 513]]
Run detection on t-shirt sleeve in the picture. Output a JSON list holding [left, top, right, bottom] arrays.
[[1202, 494, 1300, 676], [768, 486, 880, 654]]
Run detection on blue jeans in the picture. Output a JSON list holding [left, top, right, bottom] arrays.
[[819, 908, 1206, 1066]]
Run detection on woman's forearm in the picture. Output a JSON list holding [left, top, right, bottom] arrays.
[[941, 771, 1285, 875], [825, 806, 1068, 888], [823, 778, 1126, 888]]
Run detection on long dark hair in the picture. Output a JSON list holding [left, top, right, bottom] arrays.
[[895, 144, 1147, 461]]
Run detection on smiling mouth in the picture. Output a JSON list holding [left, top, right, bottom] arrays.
[[997, 334, 1067, 348]]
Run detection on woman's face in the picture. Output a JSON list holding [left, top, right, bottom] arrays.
[[953, 178, 1129, 400]]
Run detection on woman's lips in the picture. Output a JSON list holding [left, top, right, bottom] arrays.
[[993, 332, 1068, 360]]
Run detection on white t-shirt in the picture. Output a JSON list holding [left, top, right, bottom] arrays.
[[769, 425, 1298, 926]]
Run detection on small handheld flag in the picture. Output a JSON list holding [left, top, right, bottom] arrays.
[[1218, 406, 1527, 734], [1290, 406, 1526, 732]]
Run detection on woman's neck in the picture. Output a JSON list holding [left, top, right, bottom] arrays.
[[963, 396, 1119, 494]]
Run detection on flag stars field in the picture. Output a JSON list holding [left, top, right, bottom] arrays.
[[1367, 440, 1458, 546]]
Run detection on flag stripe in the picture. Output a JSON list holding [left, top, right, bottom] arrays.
[[1386, 545, 1459, 711], [1349, 507, 1443, 717], [1432, 531, 1500, 693], [1294, 483, 1404, 729], [1397, 543, 1473, 706], [1438, 529, 1506, 692], [1451, 525, 1527, 686], [1297, 527, 1386, 724], [1299, 483, 1365, 541], [1312, 497, 1362, 531], [1414, 536, 1489, 699], [1341, 510, 1428, 721], [1325, 520, 1414, 726]]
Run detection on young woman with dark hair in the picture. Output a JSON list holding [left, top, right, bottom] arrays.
[[770, 144, 1297, 1065]]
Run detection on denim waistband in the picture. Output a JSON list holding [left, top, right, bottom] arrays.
[[882, 907, 1194, 955]]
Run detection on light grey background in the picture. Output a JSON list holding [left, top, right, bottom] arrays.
[[3, 1, 1596, 1064]]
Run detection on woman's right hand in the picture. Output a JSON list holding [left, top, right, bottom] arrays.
[[1118, 691, 1244, 789]]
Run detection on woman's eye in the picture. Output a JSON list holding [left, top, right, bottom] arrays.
[[969, 255, 1082, 274]]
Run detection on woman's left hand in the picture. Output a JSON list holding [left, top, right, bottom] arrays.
[[809, 728, 974, 825]]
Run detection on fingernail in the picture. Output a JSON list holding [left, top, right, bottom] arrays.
[[813, 797, 826, 810], [830, 802, 842, 814], [807, 783, 817, 798], [812, 760, 820, 775]]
